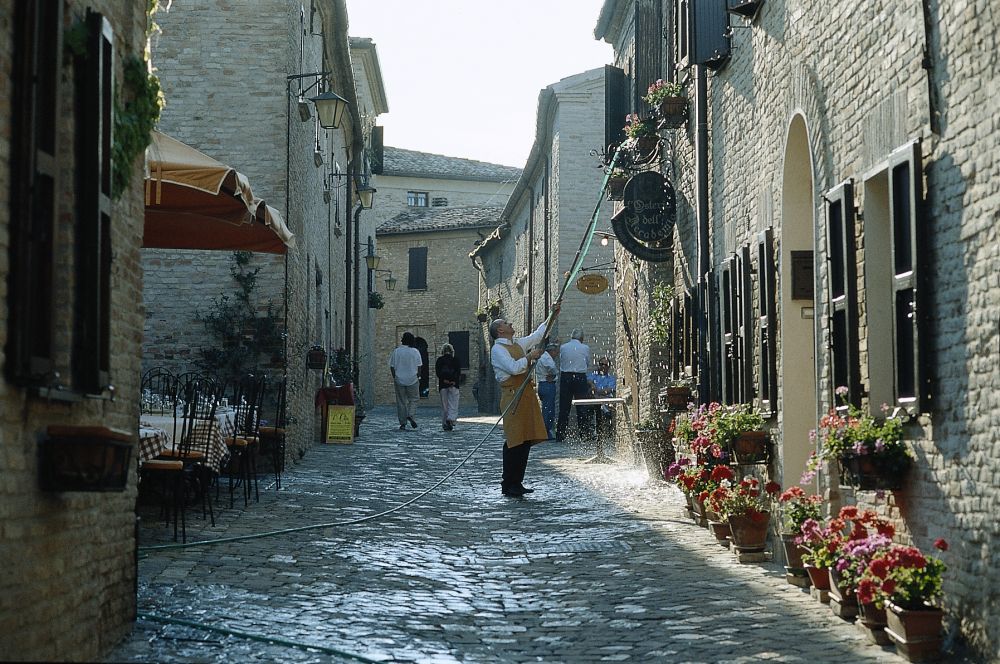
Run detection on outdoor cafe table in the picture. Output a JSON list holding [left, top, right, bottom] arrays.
[[140, 408, 235, 473]]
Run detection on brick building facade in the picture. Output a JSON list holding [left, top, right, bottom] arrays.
[[472, 68, 615, 415], [0, 1, 150, 659], [597, 0, 1000, 657]]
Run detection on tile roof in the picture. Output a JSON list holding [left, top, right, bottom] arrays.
[[377, 206, 504, 235], [382, 146, 522, 182]]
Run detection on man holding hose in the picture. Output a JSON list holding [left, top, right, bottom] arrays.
[[489, 303, 560, 497]]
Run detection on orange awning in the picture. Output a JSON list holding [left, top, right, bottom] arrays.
[[143, 131, 295, 254]]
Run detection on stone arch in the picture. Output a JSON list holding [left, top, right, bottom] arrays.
[[778, 112, 818, 488]]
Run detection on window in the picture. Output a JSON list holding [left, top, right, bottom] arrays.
[[447, 331, 470, 370], [431, 197, 448, 207], [407, 191, 428, 207], [757, 229, 778, 416], [407, 247, 427, 290], [73, 11, 114, 394], [825, 180, 862, 408], [720, 256, 736, 404], [7, 0, 63, 384], [864, 141, 928, 411], [734, 245, 754, 404]]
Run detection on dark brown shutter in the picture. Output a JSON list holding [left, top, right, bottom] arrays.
[[634, 0, 663, 113], [7, 0, 62, 383], [757, 228, 777, 416], [690, 0, 731, 69], [670, 295, 684, 380], [684, 290, 696, 378], [826, 180, 862, 408], [370, 126, 384, 175], [408, 247, 428, 290], [604, 65, 628, 155], [719, 257, 734, 403], [888, 140, 928, 410], [675, 0, 690, 69], [735, 244, 754, 403], [74, 11, 114, 394], [448, 331, 470, 370]]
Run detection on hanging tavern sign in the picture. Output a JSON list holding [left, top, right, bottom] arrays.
[[576, 273, 610, 294], [611, 171, 676, 262]]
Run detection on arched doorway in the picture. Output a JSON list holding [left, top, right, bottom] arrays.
[[779, 114, 818, 489]]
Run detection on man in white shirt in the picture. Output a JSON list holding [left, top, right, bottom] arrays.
[[490, 305, 559, 497], [556, 329, 592, 441], [389, 331, 422, 431], [535, 342, 560, 440]]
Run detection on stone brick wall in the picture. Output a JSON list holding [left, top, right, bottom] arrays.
[[0, 1, 149, 660], [603, 0, 1000, 655]]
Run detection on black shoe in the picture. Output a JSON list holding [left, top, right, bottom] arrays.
[[408, 417, 418, 429], [501, 485, 525, 497], [399, 424, 407, 431], [443, 422, 453, 431], [518, 485, 535, 493]]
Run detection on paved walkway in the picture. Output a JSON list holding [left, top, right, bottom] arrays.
[[111, 405, 914, 663]]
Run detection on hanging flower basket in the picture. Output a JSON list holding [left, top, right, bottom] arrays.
[[838, 453, 911, 491], [664, 386, 692, 410], [657, 97, 688, 129], [306, 345, 328, 369]]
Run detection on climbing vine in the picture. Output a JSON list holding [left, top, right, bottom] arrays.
[[650, 282, 675, 345], [112, 54, 163, 199]]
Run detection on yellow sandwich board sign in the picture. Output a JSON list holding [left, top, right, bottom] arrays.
[[324, 405, 355, 443]]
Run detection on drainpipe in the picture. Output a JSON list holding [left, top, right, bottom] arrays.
[[694, 64, 712, 404]]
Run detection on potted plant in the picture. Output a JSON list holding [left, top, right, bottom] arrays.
[[708, 474, 780, 553], [711, 403, 767, 463], [858, 539, 948, 661], [642, 79, 687, 129], [475, 307, 489, 323], [667, 459, 715, 526], [701, 465, 736, 546], [663, 379, 693, 410], [776, 485, 823, 577], [623, 113, 659, 155], [835, 530, 896, 636], [487, 299, 502, 318], [368, 291, 385, 310], [810, 386, 912, 490], [605, 168, 630, 201], [306, 345, 327, 370], [797, 515, 844, 595]]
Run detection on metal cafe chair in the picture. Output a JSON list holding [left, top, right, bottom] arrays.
[[257, 378, 287, 490], [160, 377, 220, 527], [221, 374, 265, 507]]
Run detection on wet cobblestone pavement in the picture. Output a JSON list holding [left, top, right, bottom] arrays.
[[110, 405, 914, 663]]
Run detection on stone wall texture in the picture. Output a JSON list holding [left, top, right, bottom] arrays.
[[605, 0, 1000, 657], [0, 1, 149, 660]]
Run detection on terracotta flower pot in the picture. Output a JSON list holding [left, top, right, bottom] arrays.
[[727, 512, 770, 552], [828, 567, 856, 603], [732, 430, 769, 464], [657, 96, 688, 128], [665, 386, 692, 409], [779, 532, 808, 570], [885, 602, 944, 662], [858, 601, 888, 630], [804, 565, 831, 591], [708, 519, 732, 546]]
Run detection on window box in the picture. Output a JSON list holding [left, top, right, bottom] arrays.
[[40, 425, 133, 492]]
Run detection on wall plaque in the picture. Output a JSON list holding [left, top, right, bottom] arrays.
[[576, 273, 610, 294], [611, 171, 676, 262]]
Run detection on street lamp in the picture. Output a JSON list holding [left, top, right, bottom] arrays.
[[310, 90, 350, 130], [594, 230, 616, 246], [365, 252, 381, 271], [357, 181, 377, 210], [375, 269, 396, 291]]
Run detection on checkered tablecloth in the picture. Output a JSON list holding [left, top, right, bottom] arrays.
[[138, 424, 171, 463], [142, 410, 234, 473]]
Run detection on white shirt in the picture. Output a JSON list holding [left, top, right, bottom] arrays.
[[535, 351, 559, 382], [559, 339, 591, 374], [389, 345, 422, 385], [491, 322, 548, 384]]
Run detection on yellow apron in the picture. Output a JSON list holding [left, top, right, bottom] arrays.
[[499, 342, 549, 448]]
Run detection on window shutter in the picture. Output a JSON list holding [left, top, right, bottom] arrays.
[[689, 0, 731, 69], [684, 290, 696, 378], [888, 140, 928, 410], [634, 0, 663, 112], [757, 228, 777, 416], [735, 245, 754, 404], [74, 11, 114, 394], [825, 180, 862, 407], [7, 0, 62, 383], [370, 126, 384, 175], [670, 295, 684, 380], [604, 65, 628, 154], [719, 257, 736, 403], [675, 0, 690, 69], [408, 247, 428, 290]]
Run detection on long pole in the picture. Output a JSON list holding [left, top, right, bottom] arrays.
[[694, 64, 712, 405]]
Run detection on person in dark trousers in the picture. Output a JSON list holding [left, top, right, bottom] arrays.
[[489, 305, 559, 497], [435, 343, 462, 431], [556, 329, 592, 441], [389, 332, 422, 430], [535, 342, 560, 440]]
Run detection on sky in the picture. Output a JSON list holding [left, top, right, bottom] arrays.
[[344, 0, 614, 168]]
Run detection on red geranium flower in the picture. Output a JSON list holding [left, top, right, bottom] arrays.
[[934, 538, 948, 551]]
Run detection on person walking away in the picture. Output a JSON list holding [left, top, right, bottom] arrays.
[[587, 357, 616, 439], [535, 342, 560, 440], [556, 329, 592, 441], [490, 306, 559, 497], [435, 343, 462, 431], [389, 332, 422, 431]]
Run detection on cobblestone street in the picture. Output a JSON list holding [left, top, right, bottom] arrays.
[[110, 405, 914, 663]]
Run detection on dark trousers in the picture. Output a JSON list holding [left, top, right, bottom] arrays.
[[501, 441, 531, 490], [556, 372, 591, 440]]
